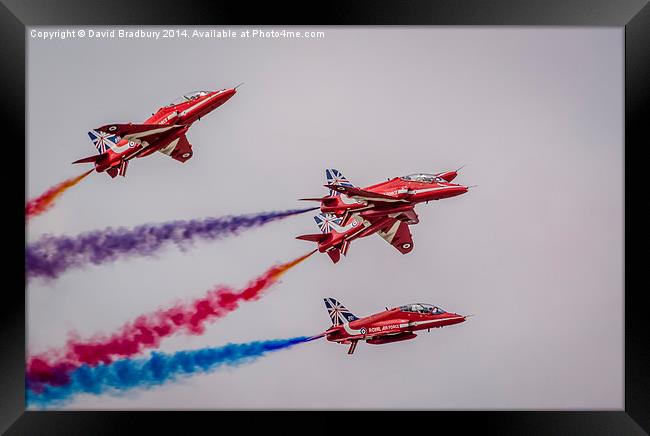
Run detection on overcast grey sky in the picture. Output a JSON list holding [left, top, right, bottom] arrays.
[[27, 26, 623, 409]]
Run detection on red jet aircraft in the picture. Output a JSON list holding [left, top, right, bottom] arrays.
[[320, 298, 468, 355], [296, 168, 469, 263], [72, 86, 240, 178]]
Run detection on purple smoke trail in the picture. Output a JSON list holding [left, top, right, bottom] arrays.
[[26, 207, 317, 281]]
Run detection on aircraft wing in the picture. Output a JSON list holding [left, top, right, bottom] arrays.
[[94, 123, 186, 144], [324, 184, 407, 204], [158, 134, 194, 163], [376, 219, 414, 254]]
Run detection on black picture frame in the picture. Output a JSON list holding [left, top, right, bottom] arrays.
[[2, 1, 647, 434]]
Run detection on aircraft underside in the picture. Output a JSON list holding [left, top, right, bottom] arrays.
[[341, 331, 418, 355]]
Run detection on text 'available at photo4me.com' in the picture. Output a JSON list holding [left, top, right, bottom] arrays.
[[30, 28, 327, 41]]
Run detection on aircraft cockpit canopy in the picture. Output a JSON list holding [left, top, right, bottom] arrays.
[[400, 303, 446, 315], [400, 173, 446, 184], [167, 91, 210, 106]]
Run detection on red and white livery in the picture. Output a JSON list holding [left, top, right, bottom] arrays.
[[297, 168, 469, 263], [72, 86, 240, 178], [319, 298, 468, 355]]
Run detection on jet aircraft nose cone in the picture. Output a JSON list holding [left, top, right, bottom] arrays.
[[212, 88, 237, 103], [449, 185, 468, 195]]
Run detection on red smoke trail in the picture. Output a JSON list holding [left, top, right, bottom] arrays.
[[26, 250, 315, 391], [26, 170, 93, 221]]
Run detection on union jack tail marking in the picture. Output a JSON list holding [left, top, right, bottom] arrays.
[[87, 130, 121, 154], [324, 297, 359, 326], [314, 213, 342, 234], [325, 169, 353, 196]]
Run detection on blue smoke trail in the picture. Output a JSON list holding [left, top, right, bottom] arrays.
[[27, 336, 316, 408], [26, 207, 317, 281]]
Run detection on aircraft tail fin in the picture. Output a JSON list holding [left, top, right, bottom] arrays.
[[87, 129, 121, 154], [324, 297, 359, 326], [314, 213, 343, 234], [325, 169, 353, 196]]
